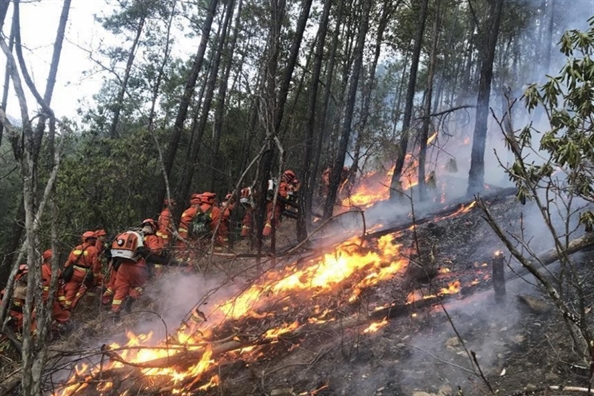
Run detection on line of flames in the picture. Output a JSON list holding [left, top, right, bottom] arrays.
[[55, 150, 481, 394]]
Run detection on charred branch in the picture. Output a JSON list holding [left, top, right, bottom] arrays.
[[365, 187, 517, 240]]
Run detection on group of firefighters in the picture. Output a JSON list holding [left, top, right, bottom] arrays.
[[0, 169, 307, 333]]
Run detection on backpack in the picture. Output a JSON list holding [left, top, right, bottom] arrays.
[[111, 231, 144, 261], [190, 206, 213, 238]]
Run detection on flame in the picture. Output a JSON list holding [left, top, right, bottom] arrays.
[[264, 321, 300, 339], [55, 132, 486, 394], [439, 280, 461, 295], [363, 317, 388, 333]]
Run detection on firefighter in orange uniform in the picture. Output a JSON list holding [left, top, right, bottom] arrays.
[[111, 219, 167, 320], [0, 264, 29, 332], [239, 187, 254, 238], [321, 166, 350, 198], [41, 249, 71, 325], [177, 193, 202, 248], [61, 231, 101, 311], [263, 170, 299, 237], [157, 199, 176, 246], [200, 192, 227, 247], [94, 229, 108, 256], [85, 229, 108, 299], [220, 193, 235, 244], [143, 218, 166, 276]]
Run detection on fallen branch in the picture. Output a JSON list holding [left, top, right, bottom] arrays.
[[505, 232, 594, 282], [506, 385, 593, 395], [365, 187, 517, 240]]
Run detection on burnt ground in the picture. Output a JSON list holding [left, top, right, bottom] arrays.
[[199, 192, 594, 396], [3, 189, 594, 396]]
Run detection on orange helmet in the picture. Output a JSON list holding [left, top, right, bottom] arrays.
[[82, 231, 97, 242], [201, 192, 216, 204], [142, 218, 157, 231], [95, 229, 107, 237], [283, 170, 296, 183], [42, 249, 53, 262], [190, 193, 201, 205]]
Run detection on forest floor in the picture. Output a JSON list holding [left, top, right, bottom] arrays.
[[2, 188, 593, 396], [200, 191, 594, 396]]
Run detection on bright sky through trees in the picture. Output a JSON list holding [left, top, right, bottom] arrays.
[[2, 0, 112, 120]]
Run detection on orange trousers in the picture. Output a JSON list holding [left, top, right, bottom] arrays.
[[263, 202, 283, 236], [111, 260, 148, 313], [62, 267, 91, 310], [101, 264, 118, 304]]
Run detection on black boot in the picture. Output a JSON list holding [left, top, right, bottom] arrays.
[[123, 296, 135, 313], [113, 311, 121, 324]]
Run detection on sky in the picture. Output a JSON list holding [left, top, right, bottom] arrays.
[[2, 0, 113, 121]]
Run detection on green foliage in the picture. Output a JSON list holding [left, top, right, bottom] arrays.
[[510, 19, 594, 226], [52, 126, 165, 246]]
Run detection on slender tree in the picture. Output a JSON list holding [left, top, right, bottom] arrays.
[[179, 0, 235, 203], [158, 0, 218, 210], [389, 0, 429, 198], [467, 0, 505, 195], [418, 0, 441, 201], [298, 0, 333, 241], [107, 2, 147, 138], [323, 0, 372, 219]]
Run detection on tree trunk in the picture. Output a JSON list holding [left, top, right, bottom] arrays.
[[297, 0, 333, 241], [467, 0, 505, 195], [108, 12, 146, 139], [0, 4, 15, 149], [389, 0, 429, 199], [179, 0, 234, 203], [418, 0, 441, 202], [323, 0, 372, 220], [159, 0, 218, 207], [210, 0, 242, 191], [543, 0, 555, 74], [350, 0, 399, 189], [311, 0, 345, 194], [256, 0, 312, 255]]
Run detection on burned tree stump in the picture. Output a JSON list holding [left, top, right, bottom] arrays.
[[492, 250, 506, 302]]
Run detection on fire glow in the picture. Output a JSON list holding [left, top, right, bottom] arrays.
[[56, 234, 409, 395], [54, 139, 483, 394]]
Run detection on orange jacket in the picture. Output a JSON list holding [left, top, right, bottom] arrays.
[[144, 234, 164, 255], [178, 204, 200, 239], [64, 242, 101, 278], [41, 262, 63, 302], [157, 207, 173, 241], [201, 202, 229, 241]]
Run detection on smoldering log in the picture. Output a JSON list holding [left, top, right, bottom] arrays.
[[492, 251, 506, 302], [365, 187, 517, 240], [505, 232, 594, 281]]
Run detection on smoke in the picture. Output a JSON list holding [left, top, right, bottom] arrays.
[[131, 270, 246, 340]]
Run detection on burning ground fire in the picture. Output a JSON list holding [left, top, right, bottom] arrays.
[[341, 132, 449, 209], [54, 133, 483, 394], [54, 204, 485, 395]]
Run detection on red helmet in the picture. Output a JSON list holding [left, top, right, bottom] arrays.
[[82, 231, 97, 242], [224, 193, 232, 201], [42, 249, 53, 261], [95, 229, 107, 237], [18, 264, 29, 275], [142, 218, 157, 231], [201, 192, 216, 204], [283, 170, 296, 183], [190, 193, 201, 205]]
